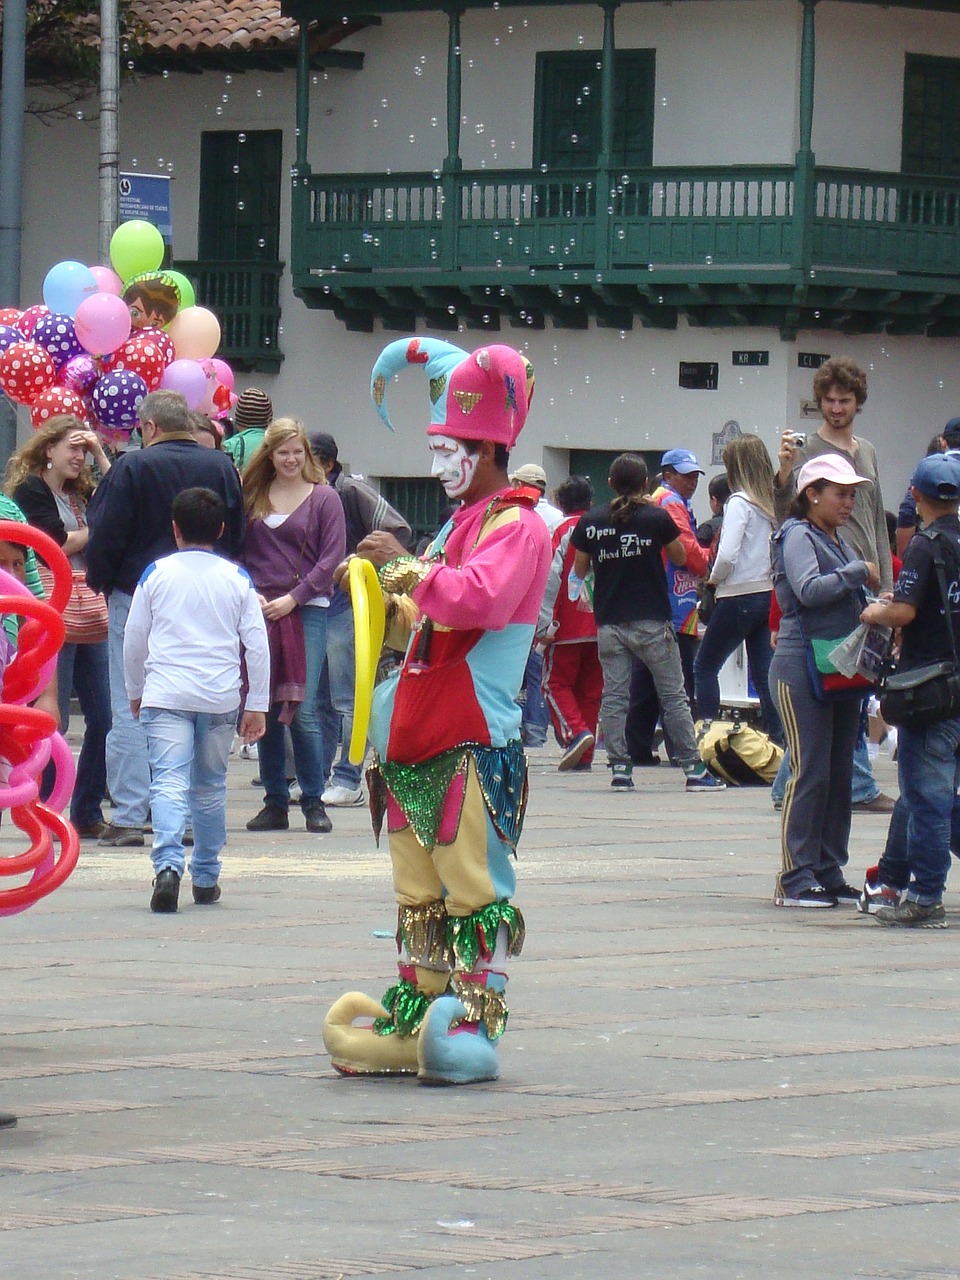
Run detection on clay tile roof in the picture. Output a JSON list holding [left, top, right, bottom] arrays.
[[134, 0, 299, 55]]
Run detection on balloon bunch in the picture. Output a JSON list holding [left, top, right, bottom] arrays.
[[0, 219, 236, 444], [0, 521, 79, 917]]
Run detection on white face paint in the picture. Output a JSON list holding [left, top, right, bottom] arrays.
[[429, 434, 477, 499]]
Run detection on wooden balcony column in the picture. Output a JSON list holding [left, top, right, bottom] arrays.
[[441, 4, 465, 270], [595, 1, 619, 272], [792, 0, 818, 279], [295, 18, 311, 175]]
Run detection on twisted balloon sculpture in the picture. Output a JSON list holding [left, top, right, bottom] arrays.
[[0, 520, 78, 915]]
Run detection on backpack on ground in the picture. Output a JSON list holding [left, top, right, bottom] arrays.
[[695, 718, 783, 786]]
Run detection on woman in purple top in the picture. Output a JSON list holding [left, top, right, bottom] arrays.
[[240, 419, 346, 834]]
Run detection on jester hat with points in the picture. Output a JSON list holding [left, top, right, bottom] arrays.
[[370, 336, 534, 449]]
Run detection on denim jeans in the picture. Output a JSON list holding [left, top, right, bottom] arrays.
[[520, 646, 550, 747], [318, 592, 362, 790], [58, 639, 111, 826], [106, 591, 150, 827], [258, 605, 328, 808], [598, 619, 699, 768], [693, 592, 783, 744], [892, 716, 960, 903], [140, 707, 236, 885]]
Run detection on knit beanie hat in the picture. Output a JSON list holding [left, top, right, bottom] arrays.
[[235, 387, 273, 431]]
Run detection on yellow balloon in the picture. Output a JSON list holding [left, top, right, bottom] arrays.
[[168, 305, 221, 360], [349, 557, 385, 765]]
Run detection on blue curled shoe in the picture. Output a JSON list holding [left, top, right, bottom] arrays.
[[417, 995, 500, 1085]]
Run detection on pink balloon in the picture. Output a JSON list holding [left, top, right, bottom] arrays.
[[90, 264, 123, 296], [159, 358, 207, 410], [209, 358, 234, 392], [168, 306, 221, 360], [74, 292, 131, 357]]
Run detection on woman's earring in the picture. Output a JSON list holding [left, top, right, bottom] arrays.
[[46, 461, 52, 470], [811, 498, 818, 504]]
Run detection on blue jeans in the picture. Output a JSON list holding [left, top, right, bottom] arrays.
[[106, 591, 150, 827], [894, 717, 960, 903], [693, 592, 783, 744], [318, 591, 362, 790], [58, 639, 111, 826], [520, 647, 550, 746], [258, 606, 328, 808], [140, 707, 236, 885]]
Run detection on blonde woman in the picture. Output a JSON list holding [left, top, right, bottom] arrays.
[[693, 433, 782, 741], [239, 420, 345, 834]]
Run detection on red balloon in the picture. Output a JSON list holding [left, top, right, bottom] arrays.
[[106, 327, 172, 391], [17, 304, 50, 340], [30, 386, 90, 429], [0, 341, 57, 405], [0, 307, 22, 327]]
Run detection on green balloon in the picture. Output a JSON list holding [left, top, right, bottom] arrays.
[[165, 270, 196, 312], [110, 219, 165, 281]]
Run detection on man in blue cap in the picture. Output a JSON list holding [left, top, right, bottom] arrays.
[[860, 452, 960, 927], [626, 448, 709, 763]]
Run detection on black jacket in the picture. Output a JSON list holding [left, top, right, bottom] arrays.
[[85, 437, 244, 596]]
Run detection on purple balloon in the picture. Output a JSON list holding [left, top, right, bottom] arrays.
[[0, 325, 20, 355], [91, 369, 147, 430], [32, 311, 83, 369], [59, 354, 98, 395], [159, 358, 207, 410]]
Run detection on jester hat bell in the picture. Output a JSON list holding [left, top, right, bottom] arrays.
[[370, 336, 534, 449]]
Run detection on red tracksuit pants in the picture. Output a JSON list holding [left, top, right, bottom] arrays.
[[541, 641, 603, 763]]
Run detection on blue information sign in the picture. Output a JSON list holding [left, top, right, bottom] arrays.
[[118, 173, 172, 244]]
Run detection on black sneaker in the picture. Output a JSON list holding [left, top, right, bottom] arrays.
[[150, 869, 180, 913], [246, 806, 289, 832], [303, 802, 333, 834], [773, 886, 838, 908], [611, 764, 634, 790], [875, 899, 947, 928], [824, 883, 861, 906], [192, 883, 221, 905]]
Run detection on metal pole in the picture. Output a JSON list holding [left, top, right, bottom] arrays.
[[0, 0, 26, 460], [99, 0, 120, 262], [295, 18, 311, 173]]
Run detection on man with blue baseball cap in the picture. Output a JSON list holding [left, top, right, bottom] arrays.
[[626, 448, 709, 763], [860, 451, 960, 927]]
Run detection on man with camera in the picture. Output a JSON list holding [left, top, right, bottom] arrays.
[[774, 356, 895, 814]]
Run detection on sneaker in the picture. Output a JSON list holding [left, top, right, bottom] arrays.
[[684, 764, 726, 792], [150, 869, 180, 913], [857, 866, 902, 916], [182, 827, 194, 848], [851, 793, 896, 814], [774, 886, 838, 908], [772, 798, 783, 812], [192, 883, 221, 905], [875, 899, 947, 928], [245, 806, 289, 832], [558, 731, 595, 772], [238, 742, 258, 761], [98, 824, 145, 848], [321, 783, 365, 806], [825, 883, 861, 906], [611, 763, 634, 790], [303, 801, 333, 834]]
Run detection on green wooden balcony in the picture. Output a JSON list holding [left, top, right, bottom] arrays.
[[290, 163, 960, 337], [174, 260, 285, 372]]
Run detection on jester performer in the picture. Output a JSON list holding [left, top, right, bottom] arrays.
[[322, 338, 552, 1085]]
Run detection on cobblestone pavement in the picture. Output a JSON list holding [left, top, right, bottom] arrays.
[[5, 742, 959, 1280]]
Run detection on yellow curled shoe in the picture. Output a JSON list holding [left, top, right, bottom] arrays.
[[322, 992, 420, 1076]]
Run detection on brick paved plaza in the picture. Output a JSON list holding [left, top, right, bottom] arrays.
[[4, 744, 959, 1279]]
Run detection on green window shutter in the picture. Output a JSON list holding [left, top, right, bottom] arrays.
[[378, 478, 447, 548], [199, 130, 283, 261], [534, 49, 655, 171]]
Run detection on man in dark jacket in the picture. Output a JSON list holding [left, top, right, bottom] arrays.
[[86, 390, 244, 846]]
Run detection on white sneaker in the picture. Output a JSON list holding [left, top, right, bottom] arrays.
[[321, 783, 364, 807], [238, 742, 258, 761]]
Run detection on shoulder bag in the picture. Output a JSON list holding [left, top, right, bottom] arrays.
[[879, 530, 960, 730]]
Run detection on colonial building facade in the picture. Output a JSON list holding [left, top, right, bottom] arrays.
[[20, 0, 960, 526]]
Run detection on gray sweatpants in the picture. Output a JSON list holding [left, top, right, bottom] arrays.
[[770, 647, 860, 897], [598, 619, 698, 769]]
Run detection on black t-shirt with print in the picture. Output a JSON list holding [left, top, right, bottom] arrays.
[[570, 502, 681, 626], [894, 514, 960, 672]]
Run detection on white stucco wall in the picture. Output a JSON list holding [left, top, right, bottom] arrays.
[[15, 2, 960, 521]]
